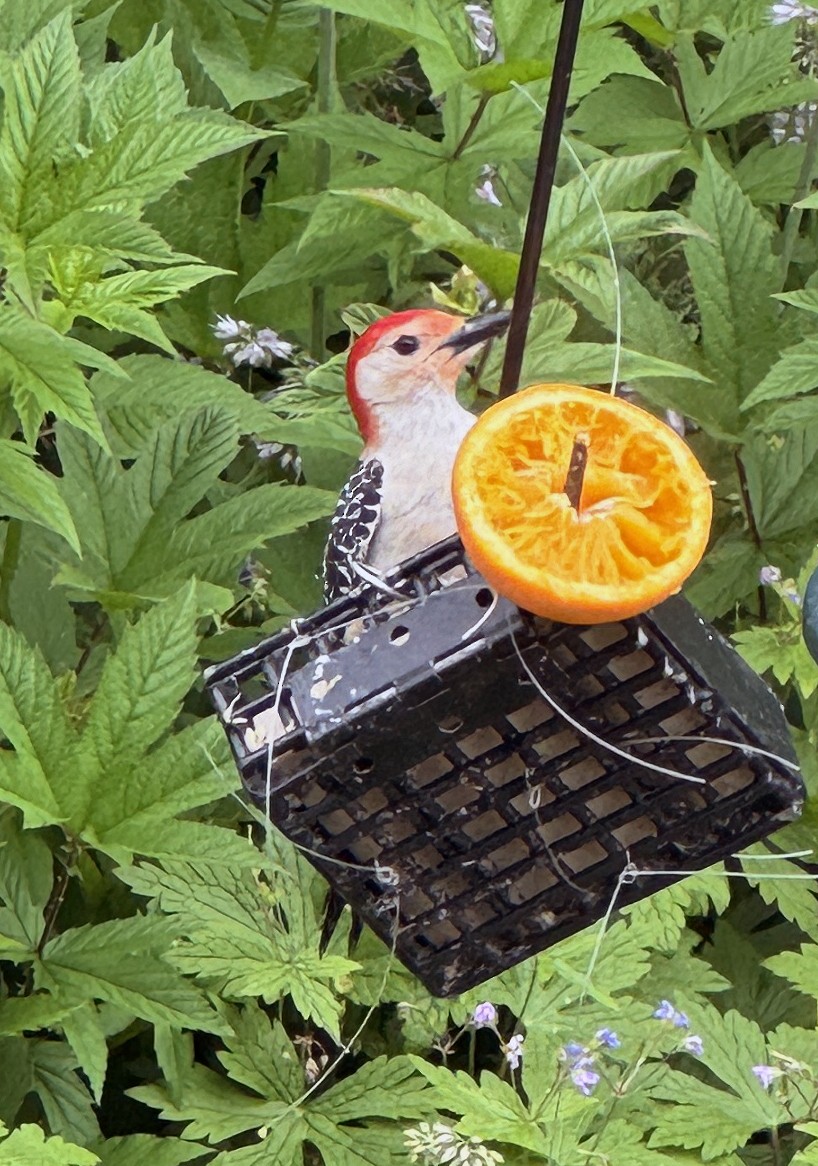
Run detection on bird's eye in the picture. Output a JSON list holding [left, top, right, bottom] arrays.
[[392, 335, 420, 356]]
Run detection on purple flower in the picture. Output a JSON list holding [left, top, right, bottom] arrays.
[[653, 1000, 676, 1021], [759, 565, 782, 586], [653, 1000, 689, 1029], [471, 1001, 497, 1028], [595, 1028, 620, 1049], [753, 1064, 778, 1089], [682, 1034, 703, 1056], [563, 1042, 586, 1063], [505, 1033, 524, 1070], [571, 1066, 600, 1096]]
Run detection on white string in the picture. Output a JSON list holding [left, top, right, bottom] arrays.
[[510, 81, 623, 394], [623, 733, 801, 773], [581, 857, 637, 998], [511, 633, 706, 785]]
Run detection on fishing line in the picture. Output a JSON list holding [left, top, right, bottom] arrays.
[[511, 632, 706, 785], [510, 81, 624, 394]]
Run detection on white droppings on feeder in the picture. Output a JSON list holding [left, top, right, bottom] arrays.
[[244, 705, 289, 752], [636, 627, 648, 648], [310, 673, 342, 701]]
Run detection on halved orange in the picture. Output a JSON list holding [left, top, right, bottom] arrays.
[[452, 384, 712, 624]]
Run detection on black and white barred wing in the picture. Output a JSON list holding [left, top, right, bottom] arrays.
[[322, 459, 384, 603]]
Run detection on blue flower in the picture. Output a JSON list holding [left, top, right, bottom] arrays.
[[653, 1000, 689, 1029], [595, 1028, 621, 1049], [563, 1042, 586, 1063], [571, 1066, 600, 1096], [682, 1034, 703, 1056]]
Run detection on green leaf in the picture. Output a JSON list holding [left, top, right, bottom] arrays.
[[30, 1038, 101, 1146], [0, 1122, 98, 1166], [0, 621, 77, 827], [121, 859, 357, 1040], [74, 581, 197, 809], [37, 916, 223, 1032], [571, 75, 689, 154], [329, 188, 520, 299], [0, 441, 79, 554], [677, 26, 818, 130], [741, 336, 818, 410], [0, 12, 82, 235], [61, 1003, 108, 1108], [409, 1059, 551, 1156], [0, 807, 52, 957], [59, 264, 230, 353], [56, 410, 335, 607], [130, 1063, 294, 1144], [0, 307, 111, 446], [684, 143, 780, 432], [93, 1136, 207, 1166]]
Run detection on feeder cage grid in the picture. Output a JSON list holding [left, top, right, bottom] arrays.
[[205, 537, 802, 998]]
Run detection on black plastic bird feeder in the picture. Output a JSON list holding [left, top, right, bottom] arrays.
[[206, 538, 802, 996], [205, 0, 803, 995]]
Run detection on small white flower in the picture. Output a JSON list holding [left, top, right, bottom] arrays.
[[404, 1121, 504, 1166], [212, 313, 247, 340], [504, 1032, 524, 1070], [769, 1, 818, 23], [256, 327, 295, 360], [230, 340, 268, 367], [476, 178, 502, 206]]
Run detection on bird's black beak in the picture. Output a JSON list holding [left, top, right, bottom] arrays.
[[437, 310, 511, 355]]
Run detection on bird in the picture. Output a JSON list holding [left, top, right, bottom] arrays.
[[322, 307, 511, 603]]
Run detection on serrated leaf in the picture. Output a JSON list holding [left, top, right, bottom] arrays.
[[75, 582, 198, 816], [30, 1038, 101, 1146], [61, 1003, 108, 1106], [63, 264, 229, 353], [0, 441, 80, 553], [742, 336, 818, 410], [120, 859, 356, 1039], [0, 12, 82, 234], [0, 1122, 98, 1166], [37, 916, 222, 1032], [129, 1064, 293, 1144], [409, 1059, 550, 1155], [329, 187, 520, 299], [85, 31, 188, 147], [570, 75, 688, 154], [0, 307, 111, 445], [677, 26, 818, 130], [0, 807, 52, 957], [92, 1135, 207, 1166], [684, 143, 780, 432], [0, 622, 77, 826]]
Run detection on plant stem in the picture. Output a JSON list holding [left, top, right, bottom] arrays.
[[0, 518, 22, 624], [779, 102, 818, 285], [500, 0, 586, 398], [311, 8, 336, 360], [36, 856, 73, 959], [734, 450, 766, 620], [564, 435, 589, 510], [453, 92, 491, 160], [252, 0, 284, 69]]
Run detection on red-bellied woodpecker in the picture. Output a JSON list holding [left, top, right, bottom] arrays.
[[323, 308, 510, 602]]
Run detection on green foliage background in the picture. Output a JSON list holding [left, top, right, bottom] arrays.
[[0, 0, 817, 1162]]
